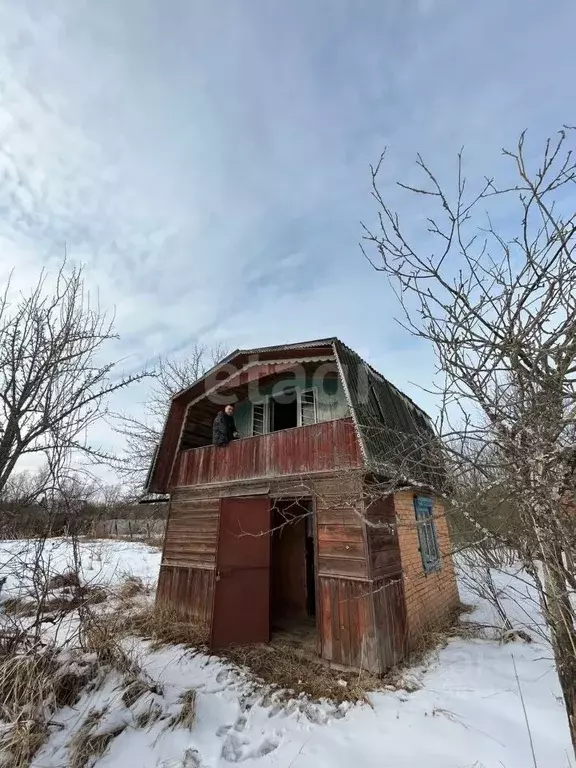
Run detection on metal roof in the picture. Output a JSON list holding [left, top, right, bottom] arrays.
[[333, 340, 443, 490]]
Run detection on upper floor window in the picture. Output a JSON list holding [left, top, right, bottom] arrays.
[[251, 387, 317, 435], [414, 495, 441, 573], [300, 388, 317, 426], [252, 401, 267, 436]]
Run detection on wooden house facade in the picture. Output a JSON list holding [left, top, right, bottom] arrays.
[[146, 338, 459, 674]]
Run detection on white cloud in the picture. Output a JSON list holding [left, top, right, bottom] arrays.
[[0, 0, 573, 481]]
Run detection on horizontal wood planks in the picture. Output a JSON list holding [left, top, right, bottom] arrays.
[[315, 475, 368, 579], [174, 418, 362, 487], [318, 576, 379, 673], [162, 491, 219, 568], [156, 564, 215, 622]]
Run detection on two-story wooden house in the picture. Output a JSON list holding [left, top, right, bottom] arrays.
[[145, 338, 459, 674]]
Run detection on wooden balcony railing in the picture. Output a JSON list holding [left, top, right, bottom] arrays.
[[173, 417, 363, 487]]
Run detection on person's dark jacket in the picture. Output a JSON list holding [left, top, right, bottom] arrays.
[[212, 411, 238, 446]]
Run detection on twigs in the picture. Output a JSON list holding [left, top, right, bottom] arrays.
[[363, 126, 576, 755]]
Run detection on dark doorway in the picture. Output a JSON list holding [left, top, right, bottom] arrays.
[[270, 499, 317, 649], [270, 389, 298, 432], [305, 514, 316, 617]]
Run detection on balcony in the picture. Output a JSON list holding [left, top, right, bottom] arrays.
[[172, 417, 363, 487]]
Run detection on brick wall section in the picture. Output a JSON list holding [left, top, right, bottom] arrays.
[[393, 491, 460, 647]]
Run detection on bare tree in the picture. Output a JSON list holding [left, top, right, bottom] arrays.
[[115, 343, 228, 492], [0, 260, 149, 500], [362, 127, 576, 753]]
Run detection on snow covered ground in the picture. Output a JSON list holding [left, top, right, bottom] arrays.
[[1, 538, 573, 767], [0, 537, 161, 599]]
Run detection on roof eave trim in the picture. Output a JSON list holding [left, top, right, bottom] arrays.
[[332, 340, 369, 467]]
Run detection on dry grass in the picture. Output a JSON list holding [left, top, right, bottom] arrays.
[[104, 603, 374, 703], [1, 598, 35, 617], [48, 570, 81, 590], [121, 673, 162, 709], [117, 575, 148, 601], [67, 708, 126, 768], [223, 642, 378, 703], [0, 717, 48, 768], [104, 605, 210, 650], [121, 678, 150, 708], [398, 604, 478, 671], [2, 586, 107, 618], [134, 701, 164, 729], [168, 689, 197, 730], [0, 651, 95, 768], [82, 618, 138, 674]]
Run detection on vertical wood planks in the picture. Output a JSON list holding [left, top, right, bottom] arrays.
[[156, 564, 215, 622], [317, 576, 380, 673], [173, 418, 362, 488]]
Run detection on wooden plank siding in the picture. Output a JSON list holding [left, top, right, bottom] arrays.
[[154, 477, 417, 674], [156, 565, 215, 622], [172, 418, 362, 488], [150, 400, 186, 494], [372, 577, 407, 667], [314, 475, 367, 579], [161, 491, 220, 568], [318, 577, 379, 673], [364, 494, 402, 580], [156, 489, 220, 620]]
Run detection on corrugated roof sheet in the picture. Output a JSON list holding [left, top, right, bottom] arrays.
[[334, 340, 444, 490]]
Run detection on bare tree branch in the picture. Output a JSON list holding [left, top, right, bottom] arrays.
[[363, 127, 576, 755]]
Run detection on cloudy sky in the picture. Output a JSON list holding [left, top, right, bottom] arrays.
[[0, 0, 574, 470]]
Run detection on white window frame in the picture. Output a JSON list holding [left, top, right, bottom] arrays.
[[251, 399, 269, 436], [298, 387, 318, 427], [252, 386, 318, 434]]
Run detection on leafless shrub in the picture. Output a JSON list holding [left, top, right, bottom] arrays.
[[114, 343, 228, 493], [363, 126, 576, 754], [0, 259, 149, 500]]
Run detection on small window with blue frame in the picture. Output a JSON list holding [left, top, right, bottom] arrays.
[[413, 495, 441, 573]]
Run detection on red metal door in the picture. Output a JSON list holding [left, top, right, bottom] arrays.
[[211, 496, 271, 649]]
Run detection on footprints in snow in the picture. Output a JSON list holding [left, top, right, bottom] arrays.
[[219, 713, 280, 763], [166, 663, 348, 766]]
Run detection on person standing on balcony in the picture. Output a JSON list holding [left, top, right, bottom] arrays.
[[212, 403, 240, 446]]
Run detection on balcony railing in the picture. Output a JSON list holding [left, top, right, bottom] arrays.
[[172, 417, 363, 487]]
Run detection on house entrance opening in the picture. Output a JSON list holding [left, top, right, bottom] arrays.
[[270, 498, 317, 652]]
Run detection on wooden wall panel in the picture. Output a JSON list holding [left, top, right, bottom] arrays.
[[162, 491, 220, 568], [314, 474, 368, 579], [318, 576, 379, 673], [364, 495, 402, 580], [174, 418, 362, 488], [150, 400, 186, 493], [372, 576, 407, 669], [156, 564, 215, 622]]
